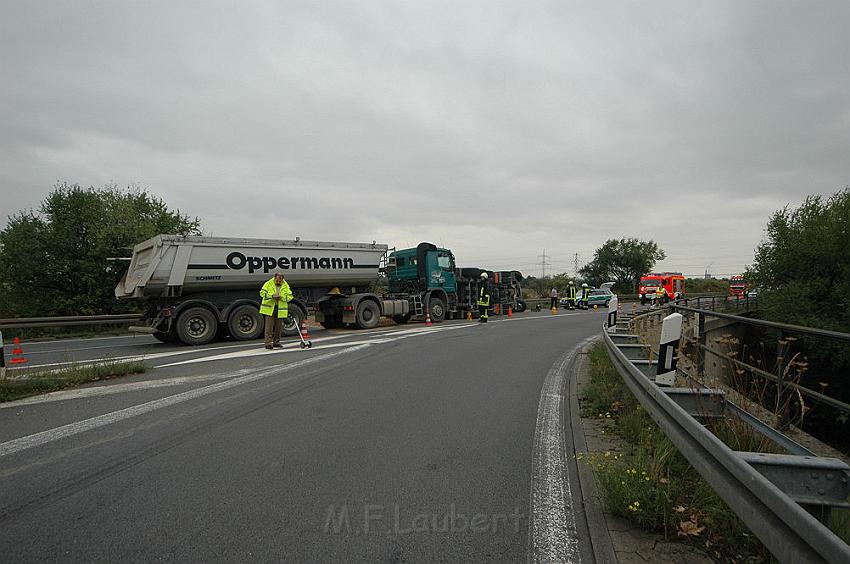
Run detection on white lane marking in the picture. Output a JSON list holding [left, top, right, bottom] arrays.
[[155, 339, 394, 367], [0, 344, 370, 458], [528, 336, 595, 563], [155, 323, 481, 368], [0, 370, 255, 409], [11, 314, 583, 373], [11, 324, 458, 371], [3, 314, 588, 406]]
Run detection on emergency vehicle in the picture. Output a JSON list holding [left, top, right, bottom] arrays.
[[729, 275, 747, 297], [639, 272, 685, 304]]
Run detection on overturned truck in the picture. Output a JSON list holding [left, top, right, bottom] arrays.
[[116, 236, 525, 345]]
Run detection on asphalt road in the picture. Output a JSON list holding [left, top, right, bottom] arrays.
[[0, 310, 602, 562]]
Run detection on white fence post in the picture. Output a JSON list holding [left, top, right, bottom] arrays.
[[606, 296, 618, 330], [656, 312, 682, 386]]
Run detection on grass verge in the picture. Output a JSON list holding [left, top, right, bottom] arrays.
[[0, 360, 148, 402], [581, 342, 771, 562]]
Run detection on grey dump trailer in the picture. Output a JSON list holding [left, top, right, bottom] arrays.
[[115, 235, 408, 345]]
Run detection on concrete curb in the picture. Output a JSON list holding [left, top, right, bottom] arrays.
[[566, 338, 618, 563], [571, 338, 714, 564]]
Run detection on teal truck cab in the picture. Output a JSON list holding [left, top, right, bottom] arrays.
[[385, 242, 458, 324]]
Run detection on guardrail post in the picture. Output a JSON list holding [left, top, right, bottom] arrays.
[[776, 329, 790, 431], [695, 312, 706, 380], [606, 296, 618, 329], [0, 330, 5, 380], [656, 313, 683, 386]]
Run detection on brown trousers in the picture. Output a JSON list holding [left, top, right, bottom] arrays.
[[264, 305, 282, 347]]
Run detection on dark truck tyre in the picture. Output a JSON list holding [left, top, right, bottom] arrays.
[[227, 304, 264, 341], [429, 297, 446, 323], [319, 315, 343, 329], [153, 329, 179, 343], [176, 307, 218, 346], [392, 313, 411, 324], [356, 300, 381, 329]]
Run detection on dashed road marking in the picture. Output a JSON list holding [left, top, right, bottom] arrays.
[[0, 344, 370, 458]]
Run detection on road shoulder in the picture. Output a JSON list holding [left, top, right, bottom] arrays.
[[571, 340, 713, 564]]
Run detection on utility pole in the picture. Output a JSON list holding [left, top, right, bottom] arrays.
[[573, 253, 580, 278], [537, 249, 550, 278]]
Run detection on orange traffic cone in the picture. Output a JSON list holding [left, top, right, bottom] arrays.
[[425, 312, 433, 327], [466, 311, 473, 321], [300, 320, 311, 341], [10, 337, 27, 365], [507, 306, 513, 318]]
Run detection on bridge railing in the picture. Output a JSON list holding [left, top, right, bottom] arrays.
[[603, 319, 850, 563]]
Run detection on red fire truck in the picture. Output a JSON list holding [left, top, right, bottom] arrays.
[[639, 272, 685, 305], [729, 274, 747, 297]]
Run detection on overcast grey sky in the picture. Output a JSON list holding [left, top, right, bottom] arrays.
[[2, 1, 848, 278]]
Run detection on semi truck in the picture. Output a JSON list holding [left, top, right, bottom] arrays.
[[115, 236, 525, 345]]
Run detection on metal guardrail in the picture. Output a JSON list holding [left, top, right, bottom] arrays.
[[0, 314, 144, 330], [666, 300, 850, 430], [602, 322, 850, 563]]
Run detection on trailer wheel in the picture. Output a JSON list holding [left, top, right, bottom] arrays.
[[429, 297, 446, 323], [356, 300, 381, 329], [319, 315, 343, 330], [283, 306, 306, 336], [227, 305, 264, 341], [153, 329, 178, 344], [176, 307, 218, 346]]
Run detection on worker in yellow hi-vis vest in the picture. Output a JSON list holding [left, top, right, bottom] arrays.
[[477, 272, 491, 323], [259, 272, 293, 349], [567, 280, 577, 310], [580, 283, 590, 310]]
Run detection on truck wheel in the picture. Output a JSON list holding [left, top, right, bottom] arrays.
[[176, 307, 218, 346], [153, 329, 178, 343], [227, 305, 264, 341], [319, 316, 343, 330], [356, 300, 381, 329], [429, 297, 446, 323], [392, 313, 411, 324], [283, 306, 306, 336]]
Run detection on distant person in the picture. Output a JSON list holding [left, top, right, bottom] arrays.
[[580, 283, 590, 310], [567, 280, 577, 310], [478, 272, 491, 323], [549, 287, 559, 310], [656, 285, 668, 305], [260, 272, 293, 349]]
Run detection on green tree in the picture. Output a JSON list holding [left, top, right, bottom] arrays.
[[579, 238, 666, 293], [748, 189, 850, 446], [685, 277, 730, 295], [0, 183, 200, 317], [749, 188, 850, 333]]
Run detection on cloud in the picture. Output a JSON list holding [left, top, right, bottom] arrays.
[[1, 1, 848, 278]]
